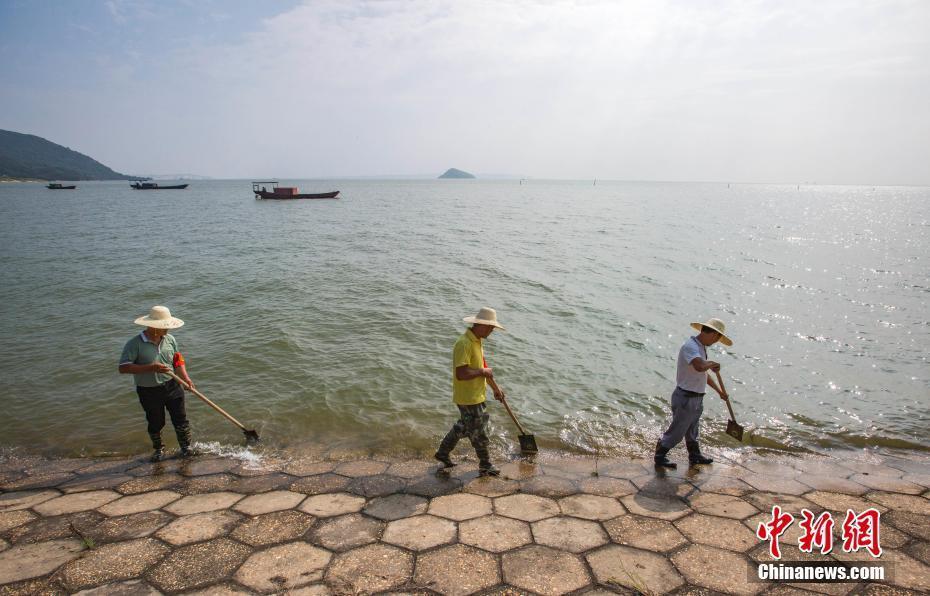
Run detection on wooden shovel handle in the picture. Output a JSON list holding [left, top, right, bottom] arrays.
[[488, 377, 528, 435], [714, 370, 738, 423], [167, 371, 249, 432]]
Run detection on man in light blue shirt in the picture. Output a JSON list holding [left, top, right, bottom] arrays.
[[119, 306, 195, 461], [655, 318, 732, 469]]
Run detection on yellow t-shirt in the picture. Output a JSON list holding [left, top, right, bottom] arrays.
[[452, 329, 486, 405]]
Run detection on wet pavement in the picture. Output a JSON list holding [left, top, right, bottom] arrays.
[[1, 448, 928, 595]]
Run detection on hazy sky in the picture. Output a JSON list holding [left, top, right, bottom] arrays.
[[1, 0, 928, 184]]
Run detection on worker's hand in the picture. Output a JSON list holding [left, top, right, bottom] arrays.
[[493, 387, 505, 402], [719, 390, 729, 401], [706, 361, 721, 372], [480, 367, 494, 379], [152, 362, 171, 374], [183, 378, 195, 390]]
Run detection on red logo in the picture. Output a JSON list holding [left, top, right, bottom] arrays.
[[798, 509, 834, 554], [756, 506, 795, 559], [758, 506, 883, 559], [841, 508, 882, 557]]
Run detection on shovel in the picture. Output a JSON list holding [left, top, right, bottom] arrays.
[[167, 372, 260, 442], [714, 370, 744, 441], [489, 378, 538, 455]]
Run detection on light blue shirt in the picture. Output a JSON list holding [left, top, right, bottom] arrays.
[[676, 336, 708, 393]]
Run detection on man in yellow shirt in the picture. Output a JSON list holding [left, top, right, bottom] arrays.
[[435, 307, 506, 476]]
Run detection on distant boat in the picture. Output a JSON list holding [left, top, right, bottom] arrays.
[[130, 181, 189, 190], [46, 182, 76, 190], [252, 181, 339, 200]]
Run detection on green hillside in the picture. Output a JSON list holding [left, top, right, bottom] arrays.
[[0, 129, 137, 180]]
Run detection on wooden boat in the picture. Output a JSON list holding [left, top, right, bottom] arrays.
[[130, 182, 189, 190], [47, 182, 76, 189], [252, 181, 339, 200]]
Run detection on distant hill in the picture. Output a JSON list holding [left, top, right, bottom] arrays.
[[0, 129, 138, 180], [438, 168, 476, 179]]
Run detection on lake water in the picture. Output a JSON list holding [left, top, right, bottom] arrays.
[[0, 179, 927, 459]]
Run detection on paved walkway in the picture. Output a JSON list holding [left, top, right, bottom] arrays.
[[0, 448, 928, 595]]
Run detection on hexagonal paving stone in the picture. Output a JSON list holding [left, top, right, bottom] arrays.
[[415, 544, 500, 595], [463, 476, 520, 497], [326, 544, 413, 594], [1, 472, 75, 491], [676, 543, 764, 594], [687, 492, 757, 519], [309, 513, 383, 551], [72, 579, 161, 595], [865, 491, 930, 515], [7, 510, 102, 545], [387, 459, 437, 478], [692, 475, 755, 497], [797, 475, 869, 495], [179, 474, 237, 495], [839, 459, 904, 477], [559, 494, 626, 520], [502, 545, 591, 596], [227, 473, 295, 494], [33, 490, 120, 516], [0, 510, 36, 533], [156, 510, 243, 545], [0, 538, 85, 584], [289, 473, 350, 495], [230, 509, 314, 547], [0, 490, 60, 513], [298, 492, 365, 517], [533, 516, 609, 553], [60, 474, 134, 493], [232, 490, 305, 515], [459, 514, 532, 553], [59, 538, 169, 591], [742, 492, 816, 515], [182, 584, 253, 596], [346, 474, 407, 498], [98, 490, 181, 517], [234, 541, 332, 593], [146, 537, 252, 592], [675, 513, 758, 552], [405, 474, 463, 497], [632, 474, 696, 498], [117, 473, 184, 495], [885, 510, 930, 538], [163, 491, 244, 515], [620, 493, 691, 521], [382, 514, 457, 551], [334, 460, 389, 477], [429, 493, 493, 521], [803, 491, 887, 514], [587, 544, 685, 594], [363, 494, 428, 521], [178, 458, 238, 477], [81, 510, 173, 543], [742, 473, 810, 495], [578, 476, 637, 497], [603, 514, 688, 552], [520, 475, 578, 498], [494, 493, 560, 522], [283, 459, 335, 476]]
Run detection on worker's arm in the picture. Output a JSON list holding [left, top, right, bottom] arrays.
[[455, 364, 492, 381], [119, 362, 171, 374], [706, 373, 728, 400], [689, 356, 720, 372]]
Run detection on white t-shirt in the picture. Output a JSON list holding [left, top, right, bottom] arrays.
[[676, 336, 708, 393]]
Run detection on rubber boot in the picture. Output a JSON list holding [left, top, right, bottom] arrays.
[[654, 440, 677, 469], [434, 452, 456, 468], [687, 441, 713, 465], [149, 433, 164, 462], [478, 461, 501, 477], [176, 424, 196, 457]]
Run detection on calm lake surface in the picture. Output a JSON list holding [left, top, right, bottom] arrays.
[[1, 179, 927, 459]]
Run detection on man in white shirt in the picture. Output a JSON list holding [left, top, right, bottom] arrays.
[[655, 318, 732, 469]]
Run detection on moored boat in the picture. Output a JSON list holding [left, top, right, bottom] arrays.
[[47, 182, 76, 189], [130, 181, 189, 190], [252, 181, 339, 200]]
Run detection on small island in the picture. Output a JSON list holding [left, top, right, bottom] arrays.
[[438, 168, 476, 179]]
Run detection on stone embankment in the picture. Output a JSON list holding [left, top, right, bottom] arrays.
[[1, 449, 928, 594]]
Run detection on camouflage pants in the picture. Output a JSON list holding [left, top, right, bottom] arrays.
[[437, 403, 491, 466]]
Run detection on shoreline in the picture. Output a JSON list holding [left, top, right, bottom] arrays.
[[1, 446, 928, 594]]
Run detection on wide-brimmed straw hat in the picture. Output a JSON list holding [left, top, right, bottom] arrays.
[[690, 317, 732, 346], [134, 305, 184, 329], [463, 307, 505, 330]]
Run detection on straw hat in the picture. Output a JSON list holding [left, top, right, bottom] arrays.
[[463, 307, 505, 330], [690, 317, 732, 346], [134, 305, 184, 329]]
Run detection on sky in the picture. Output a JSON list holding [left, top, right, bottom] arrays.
[[1, 0, 928, 184]]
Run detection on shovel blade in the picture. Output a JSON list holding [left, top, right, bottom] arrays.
[[726, 419, 744, 441], [243, 429, 260, 443], [518, 434, 538, 455]]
